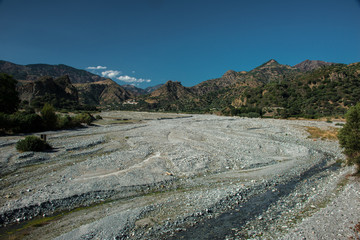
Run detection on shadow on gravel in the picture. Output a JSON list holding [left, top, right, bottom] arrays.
[[167, 155, 340, 240]]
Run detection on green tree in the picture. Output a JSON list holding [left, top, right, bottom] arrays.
[[41, 103, 57, 130], [0, 73, 20, 113], [338, 103, 360, 172]]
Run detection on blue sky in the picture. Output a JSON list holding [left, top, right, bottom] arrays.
[[0, 0, 359, 88]]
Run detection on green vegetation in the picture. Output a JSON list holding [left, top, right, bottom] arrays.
[[0, 102, 97, 135], [235, 63, 359, 118], [222, 106, 263, 118], [0, 73, 20, 114], [128, 63, 360, 118], [74, 112, 95, 125], [16, 135, 52, 152], [0, 112, 43, 133], [41, 103, 58, 130], [338, 103, 360, 172]]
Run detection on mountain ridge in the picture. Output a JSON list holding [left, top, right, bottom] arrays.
[[294, 59, 335, 71], [2, 58, 358, 118], [132, 59, 360, 117], [0, 60, 134, 107]]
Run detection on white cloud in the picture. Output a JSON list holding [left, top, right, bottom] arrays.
[[101, 70, 122, 78], [87, 66, 107, 70], [117, 75, 151, 83]]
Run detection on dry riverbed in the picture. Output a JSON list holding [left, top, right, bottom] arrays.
[[0, 111, 359, 239]]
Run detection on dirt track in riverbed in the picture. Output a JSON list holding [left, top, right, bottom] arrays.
[[0, 112, 358, 239]]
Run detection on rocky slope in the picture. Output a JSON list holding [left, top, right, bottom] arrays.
[[134, 59, 359, 117], [122, 84, 164, 96], [294, 59, 335, 72], [0, 60, 134, 107], [0, 60, 105, 83], [17, 75, 78, 105], [75, 79, 134, 106]]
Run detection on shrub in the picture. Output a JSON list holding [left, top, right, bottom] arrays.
[[95, 115, 102, 120], [56, 114, 83, 129], [74, 113, 94, 125], [16, 135, 51, 152], [0, 112, 44, 133], [338, 103, 360, 172], [41, 103, 57, 130], [11, 112, 44, 133]]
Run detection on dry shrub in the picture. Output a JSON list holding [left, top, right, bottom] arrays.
[[306, 126, 338, 140]]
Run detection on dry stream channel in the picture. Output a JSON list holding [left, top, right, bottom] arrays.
[[0, 112, 357, 239]]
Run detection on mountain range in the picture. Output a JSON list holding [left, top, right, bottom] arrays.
[[0, 60, 135, 108], [1, 59, 359, 117], [132, 59, 360, 117]]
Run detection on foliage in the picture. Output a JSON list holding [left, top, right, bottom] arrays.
[[338, 103, 360, 172], [0, 73, 20, 113], [0, 112, 43, 134], [130, 63, 360, 117], [229, 106, 263, 118], [16, 135, 51, 152], [56, 114, 80, 129], [74, 112, 94, 125], [11, 112, 44, 133], [230, 63, 359, 118], [30, 94, 79, 110], [41, 103, 58, 130], [0, 101, 96, 134]]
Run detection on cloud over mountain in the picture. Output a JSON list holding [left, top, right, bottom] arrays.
[[101, 70, 122, 78], [87, 66, 107, 70], [85, 65, 151, 85], [117, 75, 151, 83]]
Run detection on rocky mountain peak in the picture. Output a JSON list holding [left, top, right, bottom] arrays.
[[222, 70, 237, 77], [254, 59, 282, 71], [150, 80, 192, 101], [294, 60, 334, 72], [267, 59, 278, 64]]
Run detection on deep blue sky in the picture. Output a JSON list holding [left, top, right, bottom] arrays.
[[1, 0, 359, 88]]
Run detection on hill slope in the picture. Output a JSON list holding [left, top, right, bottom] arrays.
[[0, 60, 105, 83], [294, 59, 335, 72], [17, 75, 79, 108], [0, 60, 134, 107], [134, 59, 360, 117]]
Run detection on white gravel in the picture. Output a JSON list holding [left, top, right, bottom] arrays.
[[0, 112, 358, 240]]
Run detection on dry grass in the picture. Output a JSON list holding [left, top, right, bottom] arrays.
[[306, 126, 338, 140]]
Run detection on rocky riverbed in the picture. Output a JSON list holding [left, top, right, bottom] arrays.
[[0, 112, 359, 239]]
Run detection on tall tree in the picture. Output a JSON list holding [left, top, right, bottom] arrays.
[[338, 103, 360, 173], [0, 73, 20, 113]]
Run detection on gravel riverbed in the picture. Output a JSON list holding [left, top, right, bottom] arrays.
[[0, 111, 358, 239]]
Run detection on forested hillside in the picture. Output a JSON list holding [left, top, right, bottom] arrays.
[[130, 60, 360, 118]]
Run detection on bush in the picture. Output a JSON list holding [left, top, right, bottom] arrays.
[[95, 115, 102, 120], [41, 103, 57, 130], [0, 112, 44, 133], [74, 113, 94, 125], [16, 135, 51, 152], [338, 103, 360, 172], [11, 112, 44, 133]]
